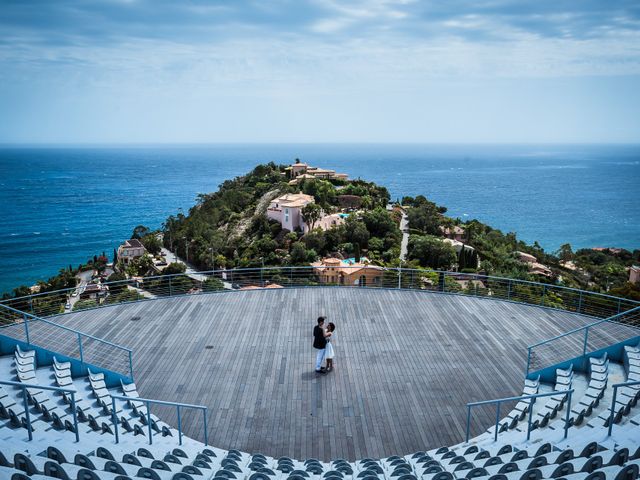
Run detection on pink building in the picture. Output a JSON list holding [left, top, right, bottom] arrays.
[[630, 266, 640, 284], [266, 193, 315, 232]]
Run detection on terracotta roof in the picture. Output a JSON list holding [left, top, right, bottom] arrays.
[[516, 251, 537, 263], [123, 239, 145, 249], [312, 258, 384, 276], [271, 192, 315, 208], [440, 225, 465, 235]]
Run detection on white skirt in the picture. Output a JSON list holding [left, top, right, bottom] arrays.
[[325, 341, 334, 359]]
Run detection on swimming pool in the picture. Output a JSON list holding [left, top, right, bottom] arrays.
[[342, 257, 369, 265]]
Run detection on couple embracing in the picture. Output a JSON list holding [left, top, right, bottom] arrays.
[[313, 316, 336, 374]]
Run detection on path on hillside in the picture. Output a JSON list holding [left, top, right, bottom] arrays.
[[399, 209, 409, 261], [161, 247, 232, 288]]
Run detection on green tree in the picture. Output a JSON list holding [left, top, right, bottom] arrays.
[[354, 243, 361, 262], [131, 225, 151, 239], [556, 243, 574, 262], [142, 234, 162, 255], [362, 207, 397, 238], [408, 235, 457, 269], [302, 203, 322, 231], [203, 276, 225, 292], [163, 262, 187, 276], [344, 217, 369, 248], [407, 201, 442, 235], [290, 242, 309, 264]]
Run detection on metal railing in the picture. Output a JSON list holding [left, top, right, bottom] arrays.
[[466, 389, 574, 443], [607, 380, 640, 436], [2, 267, 639, 321], [526, 306, 640, 375], [1, 379, 79, 443], [0, 303, 133, 381], [110, 395, 208, 446]]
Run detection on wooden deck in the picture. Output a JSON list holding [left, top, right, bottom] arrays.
[[47, 288, 622, 460]]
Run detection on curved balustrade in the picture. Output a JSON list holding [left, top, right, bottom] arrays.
[[1, 267, 638, 324]]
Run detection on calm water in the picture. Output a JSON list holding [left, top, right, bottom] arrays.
[[1, 144, 639, 295]]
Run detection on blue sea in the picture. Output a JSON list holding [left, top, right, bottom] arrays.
[[1, 144, 639, 295]]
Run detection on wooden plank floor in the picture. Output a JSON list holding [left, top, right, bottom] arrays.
[[41, 288, 633, 460]]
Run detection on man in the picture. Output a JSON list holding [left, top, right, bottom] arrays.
[[313, 316, 327, 374]]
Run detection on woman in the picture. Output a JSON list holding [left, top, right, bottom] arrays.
[[324, 322, 336, 372]]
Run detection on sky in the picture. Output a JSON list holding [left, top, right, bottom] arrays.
[[1, 0, 639, 144]]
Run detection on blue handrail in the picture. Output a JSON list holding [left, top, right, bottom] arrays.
[[0, 303, 134, 381], [0, 379, 79, 443], [110, 394, 208, 446], [607, 379, 640, 436], [526, 305, 640, 375], [465, 389, 574, 443]]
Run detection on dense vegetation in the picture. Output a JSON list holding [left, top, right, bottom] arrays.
[[1, 163, 639, 306], [161, 163, 400, 269], [400, 195, 640, 299]]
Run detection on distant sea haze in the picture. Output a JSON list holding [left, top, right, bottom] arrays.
[[0, 144, 638, 295]]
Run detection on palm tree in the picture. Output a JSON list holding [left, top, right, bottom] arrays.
[[302, 203, 322, 232]]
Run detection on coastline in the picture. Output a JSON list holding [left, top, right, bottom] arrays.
[[1, 145, 639, 295]]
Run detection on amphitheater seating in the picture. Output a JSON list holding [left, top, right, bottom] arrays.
[[529, 366, 574, 430], [0, 336, 638, 480], [488, 377, 540, 434]]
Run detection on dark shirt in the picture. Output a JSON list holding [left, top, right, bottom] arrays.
[[313, 325, 327, 349]]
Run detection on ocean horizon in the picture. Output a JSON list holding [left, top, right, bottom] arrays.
[[1, 143, 638, 296]]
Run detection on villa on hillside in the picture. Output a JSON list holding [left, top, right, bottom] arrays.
[[266, 192, 345, 233], [440, 225, 466, 242], [630, 265, 640, 284], [285, 160, 348, 185], [516, 250, 553, 278], [312, 257, 384, 287], [443, 238, 475, 254], [117, 239, 146, 265], [79, 282, 109, 300], [266, 192, 315, 232]]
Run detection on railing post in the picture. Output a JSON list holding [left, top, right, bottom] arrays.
[[465, 405, 471, 443], [526, 347, 532, 376], [541, 285, 546, 306], [169, 277, 173, 297], [494, 402, 501, 442], [617, 299, 621, 314], [71, 392, 79, 443], [23, 314, 30, 345], [397, 268, 401, 289], [177, 405, 182, 446], [147, 402, 153, 445], [526, 398, 534, 441], [77, 332, 84, 364], [203, 408, 209, 446], [582, 326, 589, 357], [22, 387, 33, 441], [507, 280, 512, 300], [577, 291, 583, 314], [607, 386, 618, 437], [112, 396, 119, 444], [563, 390, 572, 439], [129, 351, 134, 382]]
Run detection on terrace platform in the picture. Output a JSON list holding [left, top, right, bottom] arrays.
[[36, 288, 631, 460]]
